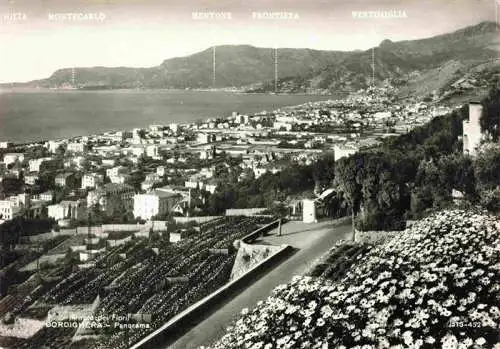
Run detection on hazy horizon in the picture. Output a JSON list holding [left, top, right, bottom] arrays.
[[0, 0, 497, 83]]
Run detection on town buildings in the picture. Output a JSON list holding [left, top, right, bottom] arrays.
[[0, 83, 455, 228]]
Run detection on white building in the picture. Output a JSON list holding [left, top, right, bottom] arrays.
[[0, 200, 21, 221], [24, 173, 39, 185], [253, 167, 268, 179], [55, 173, 75, 187], [184, 180, 199, 189], [66, 142, 87, 153], [273, 122, 293, 131], [302, 199, 317, 223], [146, 145, 159, 158], [133, 189, 181, 220], [169, 123, 179, 134], [149, 124, 164, 133], [200, 167, 214, 178], [169, 231, 184, 243], [109, 174, 129, 184], [3, 153, 24, 166], [28, 157, 53, 172], [81, 173, 104, 189], [157, 166, 167, 177], [48, 200, 86, 221], [204, 182, 218, 194], [39, 191, 54, 202], [46, 140, 65, 153], [65, 156, 85, 169], [131, 147, 145, 157], [197, 133, 215, 144], [463, 102, 484, 156], [101, 159, 116, 167], [106, 166, 127, 178], [373, 111, 392, 120], [236, 114, 249, 124]]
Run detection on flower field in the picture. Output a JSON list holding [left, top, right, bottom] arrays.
[[4, 216, 276, 349], [207, 209, 500, 349]]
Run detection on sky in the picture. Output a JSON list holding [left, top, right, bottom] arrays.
[[0, 0, 497, 83]]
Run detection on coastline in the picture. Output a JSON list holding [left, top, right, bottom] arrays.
[[0, 91, 342, 146], [0, 86, 338, 97]]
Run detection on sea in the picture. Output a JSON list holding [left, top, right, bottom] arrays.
[[0, 89, 339, 144]]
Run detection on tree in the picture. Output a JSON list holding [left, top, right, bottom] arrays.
[[126, 171, 146, 191], [474, 145, 500, 191], [480, 80, 500, 141], [334, 155, 363, 238], [312, 153, 335, 187], [1, 177, 23, 195]]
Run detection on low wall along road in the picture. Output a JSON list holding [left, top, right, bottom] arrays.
[[128, 219, 291, 349]]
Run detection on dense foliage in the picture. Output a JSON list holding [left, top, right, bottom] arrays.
[[203, 164, 316, 215], [480, 81, 500, 141], [332, 80, 500, 230], [0, 217, 56, 249], [207, 209, 500, 349]]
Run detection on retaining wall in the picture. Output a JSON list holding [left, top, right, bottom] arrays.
[[107, 236, 133, 248], [241, 219, 282, 244], [27, 231, 74, 243], [173, 216, 221, 224], [225, 208, 268, 216], [129, 244, 293, 349], [230, 241, 282, 280], [101, 224, 141, 232]]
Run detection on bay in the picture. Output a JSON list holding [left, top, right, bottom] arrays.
[[0, 90, 338, 143]]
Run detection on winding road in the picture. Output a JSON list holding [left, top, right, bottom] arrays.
[[163, 217, 352, 349]]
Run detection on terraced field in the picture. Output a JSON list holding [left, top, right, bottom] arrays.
[[0, 216, 275, 349]]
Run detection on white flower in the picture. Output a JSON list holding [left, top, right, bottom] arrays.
[[308, 300, 318, 309], [321, 305, 333, 318], [476, 337, 487, 346], [441, 334, 458, 349], [461, 338, 473, 347], [402, 330, 413, 345], [425, 336, 435, 344]]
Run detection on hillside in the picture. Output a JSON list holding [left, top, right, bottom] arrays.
[[3, 21, 499, 97], [294, 21, 499, 95], [206, 209, 500, 348]]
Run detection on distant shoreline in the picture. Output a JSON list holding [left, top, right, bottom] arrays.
[[0, 87, 339, 97], [0, 91, 341, 145]]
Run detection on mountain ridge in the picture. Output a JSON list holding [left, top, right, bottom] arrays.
[[3, 21, 498, 96]]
